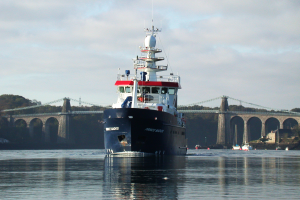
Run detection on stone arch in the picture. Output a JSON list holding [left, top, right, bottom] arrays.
[[13, 119, 30, 143], [15, 119, 28, 128], [247, 117, 262, 141], [283, 118, 298, 129], [45, 117, 59, 143], [29, 118, 43, 143], [265, 117, 280, 134], [230, 116, 244, 145], [7, 119, 30, 143]]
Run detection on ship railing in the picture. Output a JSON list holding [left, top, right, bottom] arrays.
[[140, 47, 162, 52], [117, 74, 136, 81], [117, 74, 180, 83], [140, 94, 160, 104], [118, 93, 170, 105], [138, 57, 165, 62], [156, 65, 168, 70], [133, 64, 168, 71], [140, 94, 172, 105], [156, 75, 180, 83]]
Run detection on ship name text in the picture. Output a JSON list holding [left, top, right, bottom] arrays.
[[106, 127, 119, 131], [145, 128, 164, 133]]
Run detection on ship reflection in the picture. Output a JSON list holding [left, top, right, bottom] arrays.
[[103, 155, 186, 199]]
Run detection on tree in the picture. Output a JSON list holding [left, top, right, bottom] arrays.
[[0, 94, 38, 115], [260, 136, 269, 144], [292, 125, 300, 138], [291, 108, 300, 113]]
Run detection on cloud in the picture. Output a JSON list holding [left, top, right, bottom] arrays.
[[0, 0, 299, 110]]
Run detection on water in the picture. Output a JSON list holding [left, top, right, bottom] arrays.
[[1, 149, 300, 199]]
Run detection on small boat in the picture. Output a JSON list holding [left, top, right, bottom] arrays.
[[285, 147, 289, 151], [232, 144, 241, 150], [232, 125, 241, 150], [276, 146, 282, 150], [195, 145, 201, 150], [242, 143, 253, 151]]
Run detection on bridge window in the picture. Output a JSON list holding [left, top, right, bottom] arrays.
[[152, 87, 160, 94], [119, 87, 124, 93], [168, 88, 175, 95], [161, 87, 168, 94], [125, 86, 131, 93], [142, 87, 150, 93]]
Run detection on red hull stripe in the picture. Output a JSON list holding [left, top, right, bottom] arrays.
[[115, 80, 179, 87]]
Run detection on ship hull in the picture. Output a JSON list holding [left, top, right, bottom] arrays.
[[104, 108, 187, 155]]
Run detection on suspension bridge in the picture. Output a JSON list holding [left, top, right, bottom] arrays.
[[2, 95, 299, 116], [1, 96, 299, 146]]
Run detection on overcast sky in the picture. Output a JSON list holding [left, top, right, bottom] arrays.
[[1, 0, 299, 110]]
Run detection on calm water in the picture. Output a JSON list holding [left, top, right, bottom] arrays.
[[1, 149, 300, 199]]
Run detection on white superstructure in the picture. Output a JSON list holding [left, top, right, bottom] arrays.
[[111, 25, 184, 127]]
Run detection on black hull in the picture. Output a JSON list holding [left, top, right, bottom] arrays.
[[104, 108, 187, 155]]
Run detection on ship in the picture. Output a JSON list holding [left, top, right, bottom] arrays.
[[104, 24, 187, 156]]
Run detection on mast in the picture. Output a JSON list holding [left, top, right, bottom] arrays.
[[133, 24, 167, 81], [131, 69, 138, 108], [277, 126, 279, 145], [235, 124, 237, 145]]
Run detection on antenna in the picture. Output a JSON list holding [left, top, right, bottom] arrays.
[[152, 0, 154, 25]]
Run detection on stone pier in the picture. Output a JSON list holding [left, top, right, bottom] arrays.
[[57, 98, 74, 144], [216, 96, 230, 144]]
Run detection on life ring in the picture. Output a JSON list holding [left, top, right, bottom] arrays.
[[137, 95, 154, 102], [137, 97, 144, 102]]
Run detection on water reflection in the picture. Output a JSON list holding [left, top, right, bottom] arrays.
[[185, 155, 300, 199], [216, 157, 297, 187], [1, 150, 300, 199], [103, 155, 187, 199], [0, 157, 105, 199]]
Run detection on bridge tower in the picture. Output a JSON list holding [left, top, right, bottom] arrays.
[[216, 96, 230, 145], [57, 98, 74, 144]]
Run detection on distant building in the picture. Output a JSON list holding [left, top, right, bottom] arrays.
[[266, 131, 276, 144], [265, 129, 294, 144]]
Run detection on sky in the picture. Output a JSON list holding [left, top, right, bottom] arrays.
[[1, 0, 299, 110]]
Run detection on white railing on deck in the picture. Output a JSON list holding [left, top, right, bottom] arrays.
[[117, 74, 180, 83], [117, 93, 170, 106]]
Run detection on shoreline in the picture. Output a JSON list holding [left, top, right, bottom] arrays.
[[0, 143, 103, 150]]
